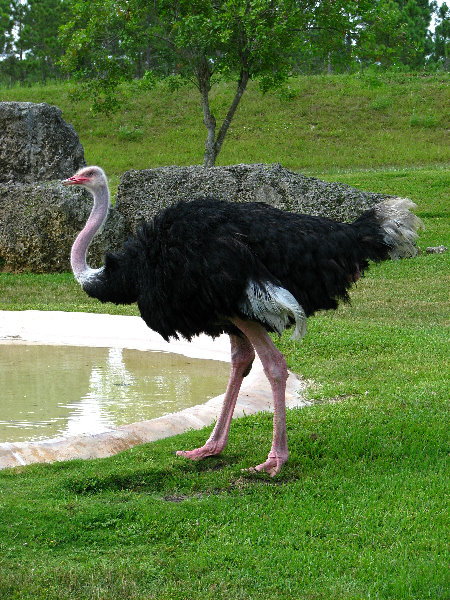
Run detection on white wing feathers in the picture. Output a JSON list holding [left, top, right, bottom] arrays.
[[240, 281, 307, 341]]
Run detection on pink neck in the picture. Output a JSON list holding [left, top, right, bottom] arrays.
[[71, 185, 110, 281]]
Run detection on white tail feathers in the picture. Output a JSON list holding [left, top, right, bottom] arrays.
[[375, 197, 424, 259]]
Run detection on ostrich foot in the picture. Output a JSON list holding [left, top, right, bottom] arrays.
[[245, 452, 288, 477], [176, 441, 224, 461]]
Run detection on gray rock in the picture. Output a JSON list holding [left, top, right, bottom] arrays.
[[0, 155, 400, 273], [0, 102, 85, 183], [425, 245, 447, 254], [0, 182, 125, 273], [116, 163, 394, 236]]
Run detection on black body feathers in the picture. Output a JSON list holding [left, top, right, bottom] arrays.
[[83, 198, 404, 341]]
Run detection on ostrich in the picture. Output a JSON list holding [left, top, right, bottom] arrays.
[[63, 166, 422, 476]]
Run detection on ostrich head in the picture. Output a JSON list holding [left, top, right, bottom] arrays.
[[62, 166, 108, 191]]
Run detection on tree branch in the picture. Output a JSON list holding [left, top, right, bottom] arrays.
[[214, 68, 250, 159]]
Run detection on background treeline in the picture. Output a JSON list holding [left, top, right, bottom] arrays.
[[0, 0, 448, 88]]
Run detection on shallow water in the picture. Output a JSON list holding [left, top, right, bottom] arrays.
[[0, 344, 230, 443]]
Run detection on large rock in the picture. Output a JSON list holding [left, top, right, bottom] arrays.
[[0, 183, 125, 273], [116, 163, 393, 236], [0, 102, 85, 183]]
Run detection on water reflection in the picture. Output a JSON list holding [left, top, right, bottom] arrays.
[[0, 344, 229, 443]]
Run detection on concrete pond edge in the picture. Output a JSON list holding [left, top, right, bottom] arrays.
[[0, 311, 309, 470]]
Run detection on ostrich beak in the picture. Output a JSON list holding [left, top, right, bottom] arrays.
[[62, 174, 90, 186]]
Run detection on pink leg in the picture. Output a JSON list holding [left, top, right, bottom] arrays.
[[176, 333, 255, 461], [231, 317, 289, 477]]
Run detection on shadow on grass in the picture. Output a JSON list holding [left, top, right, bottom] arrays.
[[62, 450, 301, 497]]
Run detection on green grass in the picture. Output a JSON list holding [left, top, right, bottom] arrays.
[[0, 74, 449, 599], [0, 272, 139, 314], [1, 167, 448, 599], [1, 72, 448, 173], [0, 391, 447, 600]]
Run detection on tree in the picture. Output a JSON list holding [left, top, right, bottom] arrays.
[[1, 0, 27, 84], [352, 0, 410, 69], [298, 0, 408, 73], [20, 0, 70, 82], [391, 0, 434, 68], [431, 2, 450, 69], [150, 0, 320, 166], [60, 0, 142, 112], [61, 0, 402, 166], [0, 0, 13, 57], [62, 0, 316, 166], [0, 0, 70, 85]]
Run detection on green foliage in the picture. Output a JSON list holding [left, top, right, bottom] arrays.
[[409, 111, 439, 127], [353, 0, 410, 68], [21, 0, 70, 80], [0, 0, 70, 85], [388, 0, 435, 68], [0, 0, 12, 55], [1, 1, 446, 162], [430, 2, 450, 69], [1, 1, 447, 89], [138, 69, 159, 90], [60, 0, 321, 164], [60, 0, 426, 165]]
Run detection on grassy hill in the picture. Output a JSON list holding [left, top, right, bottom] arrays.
[[1, 72, 448, 175]]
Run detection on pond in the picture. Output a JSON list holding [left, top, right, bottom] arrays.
[[0, 344, 230, 444]]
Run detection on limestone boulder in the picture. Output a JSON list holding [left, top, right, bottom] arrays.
[[0, 101, 85, 184], [116, 163, 393, 236], [0, 182, 125, 273]]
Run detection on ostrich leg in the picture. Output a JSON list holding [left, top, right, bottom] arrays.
[[231, 317, 289, 477], [176, 333, 255, 460]]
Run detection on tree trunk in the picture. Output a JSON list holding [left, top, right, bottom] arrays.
[[201, 83, 217, 168], [201, 68, 250, 167], [214, 69, 249, 162], [196, 57, 216, 167]]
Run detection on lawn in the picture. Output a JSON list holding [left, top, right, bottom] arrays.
[[0, 74, 449, 599], [1, 72, 448, 174]]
